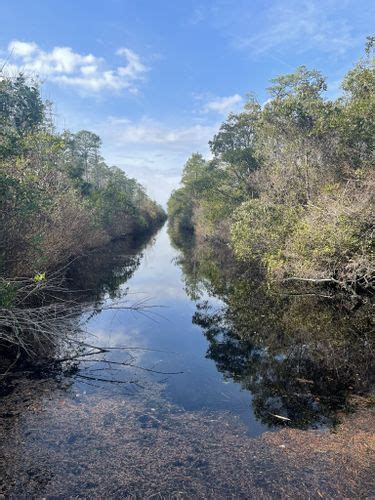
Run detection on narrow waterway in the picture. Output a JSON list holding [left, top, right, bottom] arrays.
[[84, 224, 267, 436], [0, 223, 373, 498]]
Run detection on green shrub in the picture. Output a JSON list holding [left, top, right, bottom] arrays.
[[230, 199, 300, 271]]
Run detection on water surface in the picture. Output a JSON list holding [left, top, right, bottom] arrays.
[[83, 224, 268, 436], [1, 222, 373, 498]]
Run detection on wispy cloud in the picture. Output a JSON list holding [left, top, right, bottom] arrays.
[[92, 116, 219, 205], [203, 94, 242, 114], [2, 40, 148, 93], [100, 116, 217, 150], [189, 6, 206, 25], [238, 0, 355, 56], [211, 0, 371, 58]]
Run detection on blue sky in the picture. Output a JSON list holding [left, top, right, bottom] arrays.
[[0, 0, 373, 205]]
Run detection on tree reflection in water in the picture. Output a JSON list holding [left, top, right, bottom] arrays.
[[170, 227, 374, 429], [67, 229, 159, 305]]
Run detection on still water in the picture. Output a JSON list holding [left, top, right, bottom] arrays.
[[1, 223, 373, 497], [84, 224, 267, 436]]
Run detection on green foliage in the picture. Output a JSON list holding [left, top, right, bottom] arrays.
[[268, 65, 327, 99], [285, 172, 374, 281], [0, 280, 17, 307], [231, 200, 299, 271], [0, 74, 44, 158], [337, 46, 375, 169], [0, 74, 165, 278], [168, 187, 194, 232], [209, 100, 260, 196], [167, 154, 211, 233], [33, 272, 46, 283], [168, 39, 374, 293]]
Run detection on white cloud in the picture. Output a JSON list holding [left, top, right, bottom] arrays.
[[237, 0, 356, 56], [91, 116, 219, 206], [211, 0, 370, 58], [2, 40, 148, 94], [116, 48, 147, 78], [9, 40, 38, 57], [203, 94, 243, 114], [102, 116, 217, 148]]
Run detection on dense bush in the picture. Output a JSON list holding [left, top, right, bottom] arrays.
[[0, 74, 165, 279], [168, 39, 374, 296]]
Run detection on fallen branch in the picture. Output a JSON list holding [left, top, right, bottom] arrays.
[[282, 277, 340, 284]]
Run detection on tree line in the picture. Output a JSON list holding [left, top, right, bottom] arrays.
[[168, 38, 374, 298], [0, 74, 166, 281]]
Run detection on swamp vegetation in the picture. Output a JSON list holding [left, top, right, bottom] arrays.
[[0, 226, 373, 497], [0, 73, 165, 363], [0, 37, 374, 499], [168, 39, 374, 302]]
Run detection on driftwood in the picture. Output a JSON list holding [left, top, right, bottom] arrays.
[[282, 273, 374, 301]]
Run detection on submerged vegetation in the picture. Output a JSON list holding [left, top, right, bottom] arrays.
[[0, 73, 165, 360], [168, 39, 374, 299]]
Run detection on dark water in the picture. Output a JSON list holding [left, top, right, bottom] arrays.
[[70, 223, 372, 431], [82, 224, 268, 436], [1, 222, 373, 497]]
